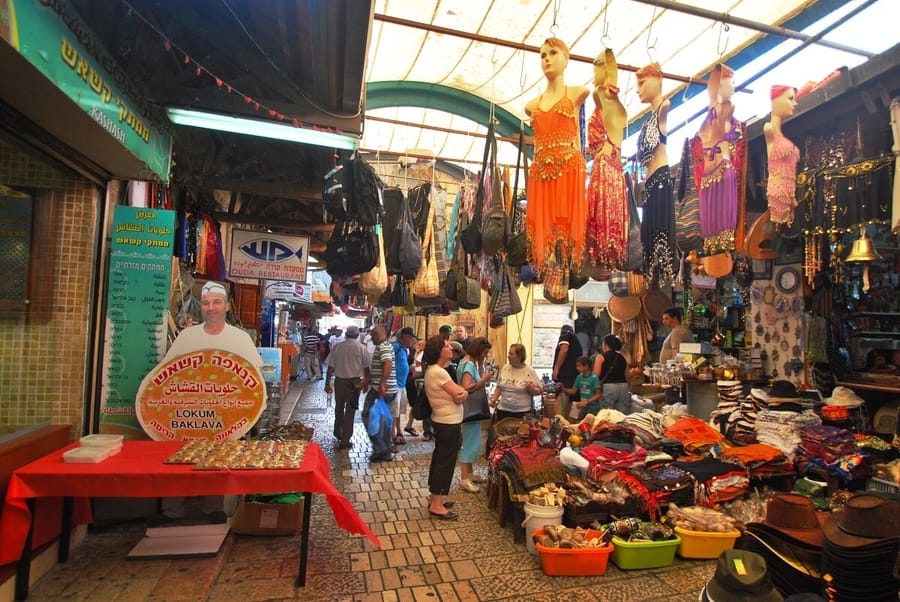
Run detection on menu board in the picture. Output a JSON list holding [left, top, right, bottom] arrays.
[[98, 206, 175, 438], [135, 350, 266, 441]]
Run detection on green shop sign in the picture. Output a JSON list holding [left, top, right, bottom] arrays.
[[4, 0, 171, 181]]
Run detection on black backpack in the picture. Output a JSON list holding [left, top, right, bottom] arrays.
[[325, 222, 378, 277], [322, 154, 384, 226]]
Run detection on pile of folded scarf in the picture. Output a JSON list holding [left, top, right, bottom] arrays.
[[719, 442, 794, 478], [674, 457, 749, 505], [798, 424, 870, 482], [617, 463, 695, 519], [495, 446, 566, 491]]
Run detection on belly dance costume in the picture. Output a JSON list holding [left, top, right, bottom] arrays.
[[586, 104, 627, 270], [696, 111, 742, 253], [526, 96, 587, 271], [767, 131, 800, 225], [637, 108, 676, 286]]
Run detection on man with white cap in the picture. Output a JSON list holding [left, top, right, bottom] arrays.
[[163, 281, 262, 367], [155, 281, 262, 524]]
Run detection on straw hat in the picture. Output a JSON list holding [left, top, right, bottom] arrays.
[[606, 295, 642, 322], [641, 288, 671, 322], [823, 386, 864, 408]]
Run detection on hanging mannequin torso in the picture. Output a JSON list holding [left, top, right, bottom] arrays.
[[586, 49, 628, 270], [524, 38, 589, 271], [765, 86, 800, 225]]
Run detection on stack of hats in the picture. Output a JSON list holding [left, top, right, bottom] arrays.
[[709, 380, 746, 437], [822, 493, 900, 600], [700, 549, 783, 601], [741, 493, 825, 596]]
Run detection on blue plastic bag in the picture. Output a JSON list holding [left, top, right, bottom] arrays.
[[366, 397, 394, 460], [367, 397, 393, 436]]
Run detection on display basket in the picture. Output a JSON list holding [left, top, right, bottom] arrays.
[[866, 477, 900, 495], [674, 526, 740, 559], [607, 527, 680, 570], [532, 529, 613, 576]]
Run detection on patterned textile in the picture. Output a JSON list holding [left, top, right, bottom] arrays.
[[664, 416, 725, 454], [620, 464, 695, 519], [586, 107, 627, 270], [496, 446, 566, 490]]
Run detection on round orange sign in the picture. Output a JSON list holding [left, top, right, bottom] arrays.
[[136, 350, 266, 441]]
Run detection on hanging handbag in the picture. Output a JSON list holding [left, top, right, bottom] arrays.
[[461, 361, 491, 423], [620, 176, 644, 272], [459, 121, 495, 255], [413, 201, 440, 298], [506, 129, 530, 266], [676, 138, 703, 252], [359, 225, 388, 294], [542, 244, 569, 304], [489, 263, 522, 319], [454, 241, 481, 309]]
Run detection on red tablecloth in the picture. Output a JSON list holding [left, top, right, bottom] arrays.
[[0, 441, 380, 565]]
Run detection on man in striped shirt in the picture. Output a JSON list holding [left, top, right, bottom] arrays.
[[363, 324, 397, 461], [302, 328, 322, 380]]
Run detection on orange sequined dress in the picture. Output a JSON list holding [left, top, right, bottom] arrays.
[[526, 96, 587, 271]]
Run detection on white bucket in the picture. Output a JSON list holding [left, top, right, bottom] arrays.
[[522, 502, 565, 555]]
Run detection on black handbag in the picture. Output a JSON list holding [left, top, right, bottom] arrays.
[[462, 388, 490, 422], [412, 379, 432, 421], [459, 121, 496, 255], [506, 129, 530, 266], [325, 222, 377, 277]]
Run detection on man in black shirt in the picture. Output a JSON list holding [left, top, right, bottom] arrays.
[[552, 324, 582, 419]]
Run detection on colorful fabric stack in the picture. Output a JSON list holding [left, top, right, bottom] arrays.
[[674, 457, 749, 505], [719, 442, 794, 479], [618, 463, 695, 519], [582, 443, 647, 478], [755, 409, 820, 460], [495, 446, 566, 490], [799, 425, 869, 482], [664, 416, 725, 455]]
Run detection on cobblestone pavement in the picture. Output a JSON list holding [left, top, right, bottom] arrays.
[[26, 378, 715, 601]]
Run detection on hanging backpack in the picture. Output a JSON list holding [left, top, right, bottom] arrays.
[[480, 129, 510, 256], [322, 153, 384, 225]]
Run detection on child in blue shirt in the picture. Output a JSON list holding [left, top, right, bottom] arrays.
[[563, 356, 602, 421]]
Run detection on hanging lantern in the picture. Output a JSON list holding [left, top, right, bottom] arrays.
[[844, 225, 881, 291]]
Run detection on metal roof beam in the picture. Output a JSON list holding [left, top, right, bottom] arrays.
[[633, 0, 874, 58], [372, 12, 696, 84]]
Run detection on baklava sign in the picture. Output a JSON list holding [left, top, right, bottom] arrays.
[[135, 350, 266, 441], [229, 228, 310, 283]]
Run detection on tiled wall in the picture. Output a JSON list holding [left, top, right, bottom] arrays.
[[0, 139, 100, 437]]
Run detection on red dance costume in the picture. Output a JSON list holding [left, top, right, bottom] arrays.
[[526, 96, 587, 271], [586, 104, 627, 270]]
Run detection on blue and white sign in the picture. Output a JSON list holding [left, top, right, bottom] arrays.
[[264, 280, 313, 303], [229, 229, 310, 283]]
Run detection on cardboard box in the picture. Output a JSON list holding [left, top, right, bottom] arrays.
[[230, 496, 303, 536]]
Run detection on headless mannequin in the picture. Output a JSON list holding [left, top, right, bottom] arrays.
[[764, 86, 800, 225], [524, 38, 590, 271], [592, 49, 626, 155], [890, 98, 900, 233], [586, 48, 628, 269]]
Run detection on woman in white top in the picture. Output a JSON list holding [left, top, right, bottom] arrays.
[[486, 343, 542, 453], [423, 336, 467, 520], [490, 344, 542, 418]]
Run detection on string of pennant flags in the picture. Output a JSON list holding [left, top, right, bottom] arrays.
[[121, 0, 351, 136]]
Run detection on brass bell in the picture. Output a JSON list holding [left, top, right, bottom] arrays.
[[844, 226, 881, 292], [844, 226, 881, 263]]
